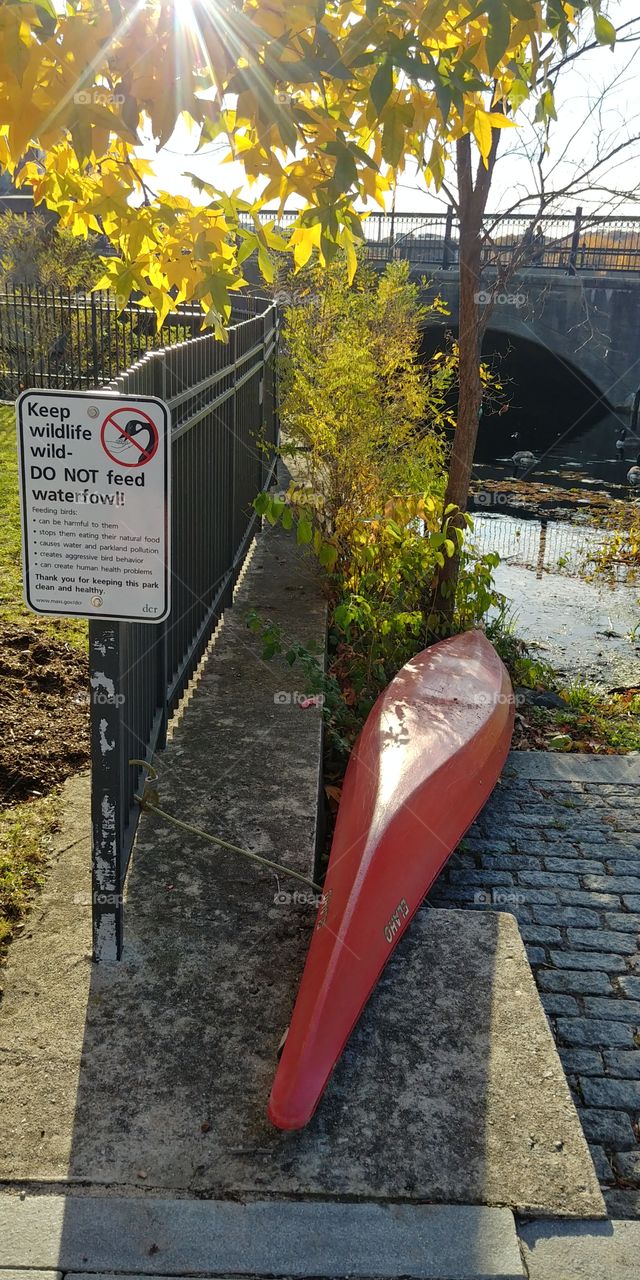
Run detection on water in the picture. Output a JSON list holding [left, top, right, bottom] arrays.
[[470, 512, 610, 576], [474, 408, 639, 500], [490, 558, 639, 687], [421, 324, 640, 499], [469, 513, 639, 685]]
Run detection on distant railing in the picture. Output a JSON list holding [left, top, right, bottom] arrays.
[[246, 206, 640, 272]]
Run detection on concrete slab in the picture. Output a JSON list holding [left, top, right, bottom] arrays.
[[0, 524, 604, 1216], [519, 1218, 640, 1279], [0, 1273, 61, 1280], [0, 882, 604, 1214], [0, 1195, 524, 1278], [503, 753, 640, 784]]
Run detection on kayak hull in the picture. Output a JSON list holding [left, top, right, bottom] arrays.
[[268, 630, 514, 1131]]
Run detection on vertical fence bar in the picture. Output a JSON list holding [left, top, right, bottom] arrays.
[[568, 205, 583, 274], [442, 206, 454, 268], [91, 291, 99, 386], [89, 621, 124, 961], [227, 326, 238, 596], [156, 350, 170, 751]]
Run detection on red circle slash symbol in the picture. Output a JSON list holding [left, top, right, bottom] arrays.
[[100, 407, 159, 468]]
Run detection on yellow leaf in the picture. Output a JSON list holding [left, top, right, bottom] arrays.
[[472, 108, 492, 164]]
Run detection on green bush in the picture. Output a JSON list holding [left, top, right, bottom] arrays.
[[254, 255, 504, 757]]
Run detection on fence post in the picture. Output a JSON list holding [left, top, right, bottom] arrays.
[[90, 291, 99, 386], [89, 620, 124, 961], [227, 326, 238, 599], [156, 350, 169, 750], [568, 206, 583, 274], [442, 206, 454, 268]]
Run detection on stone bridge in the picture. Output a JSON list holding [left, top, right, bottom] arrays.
[[409, 268, 640, 413]]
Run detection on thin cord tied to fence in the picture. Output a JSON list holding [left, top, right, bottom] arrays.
[[130, 760, 324, 894]]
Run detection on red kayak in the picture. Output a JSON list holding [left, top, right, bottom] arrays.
[[268, 630, 514, 1130]]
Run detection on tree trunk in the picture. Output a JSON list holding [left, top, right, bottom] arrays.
[[429, 133, 497, 633]]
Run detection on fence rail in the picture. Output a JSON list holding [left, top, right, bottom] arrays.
[[470, 512, 622, 579], [0, 284, 268, 398], [247, 206, 640, 272], [89, 300, 278, 960]]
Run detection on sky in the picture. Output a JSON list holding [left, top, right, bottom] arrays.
[[143, 0, 640, 219]]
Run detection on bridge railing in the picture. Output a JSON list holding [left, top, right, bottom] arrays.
[[244, 207, 640, 272]]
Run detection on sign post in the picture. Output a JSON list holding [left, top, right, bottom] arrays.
[[16, 389, 171, 622], [17, 388, 171, 961]]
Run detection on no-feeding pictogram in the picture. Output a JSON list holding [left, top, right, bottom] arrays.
[[100, 405, 159, 467]]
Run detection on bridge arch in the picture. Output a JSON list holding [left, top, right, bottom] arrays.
[[419, 320, 619, 460], [415, 267, 640, 412]]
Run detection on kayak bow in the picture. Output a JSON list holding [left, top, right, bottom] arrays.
[[268, 630, 514, 1130]]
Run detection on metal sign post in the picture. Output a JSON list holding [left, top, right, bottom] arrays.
[[16, 387, 171, 961]]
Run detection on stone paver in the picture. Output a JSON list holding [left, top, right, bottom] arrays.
[[429, 751, 640, 1215], [519, 1217, 640, 1279], [0, 1195, 525, 1279], [0, 1273, 61, 1280]]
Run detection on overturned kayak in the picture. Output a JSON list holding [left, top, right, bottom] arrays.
[[268, 630, 514, 1130]]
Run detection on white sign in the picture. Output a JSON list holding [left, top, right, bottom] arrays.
[[16, 389, 171, 623]]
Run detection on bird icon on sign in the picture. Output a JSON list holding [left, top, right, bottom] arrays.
[[100, 406, 159, 467]]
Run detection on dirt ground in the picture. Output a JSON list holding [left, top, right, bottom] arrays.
[[0, 622, 89, 808]]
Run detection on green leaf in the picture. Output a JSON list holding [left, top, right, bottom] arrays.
[[382, 106, 406, 167], [319, 541, 338, 570], [254, 492, 270, 516], [328, 143, 358, 193], [257, 244, 275, 284], [281, 506, 294, 530], [297, 518, 313, 545], [594, 13, 616, 47], [370, 59, 394, 115], [333, 603, 352, 629], [485, 0, 511, 72]]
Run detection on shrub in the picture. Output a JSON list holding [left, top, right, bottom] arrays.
[[254, 255, 505, 756]]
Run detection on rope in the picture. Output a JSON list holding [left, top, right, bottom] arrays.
[[130, 759, 324, 894]]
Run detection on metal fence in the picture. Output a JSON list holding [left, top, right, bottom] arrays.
[[0, 283, 268, 398], [247, 206, 640, 272], [89, 300, 278, 960], [469, 512, 619, 579]]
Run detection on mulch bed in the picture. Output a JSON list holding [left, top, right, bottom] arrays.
[[0, 623, 89, 807]]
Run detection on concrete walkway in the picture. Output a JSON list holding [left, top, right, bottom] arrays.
[[4, 517, 640, 1274]]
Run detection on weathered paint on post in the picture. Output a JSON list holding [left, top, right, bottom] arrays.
[[89, 620, 124, 961]]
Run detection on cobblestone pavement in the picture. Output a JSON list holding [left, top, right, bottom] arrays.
[[428, 752, 640, 1218]]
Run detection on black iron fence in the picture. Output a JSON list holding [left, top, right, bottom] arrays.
[[89, 300, 278, 960], [246, 206, 640, 272], [470, 512, 623, 579], [0, 283, 269, 398]]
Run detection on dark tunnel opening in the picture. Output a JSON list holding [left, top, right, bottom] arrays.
[[420, 325, 631, 492]]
